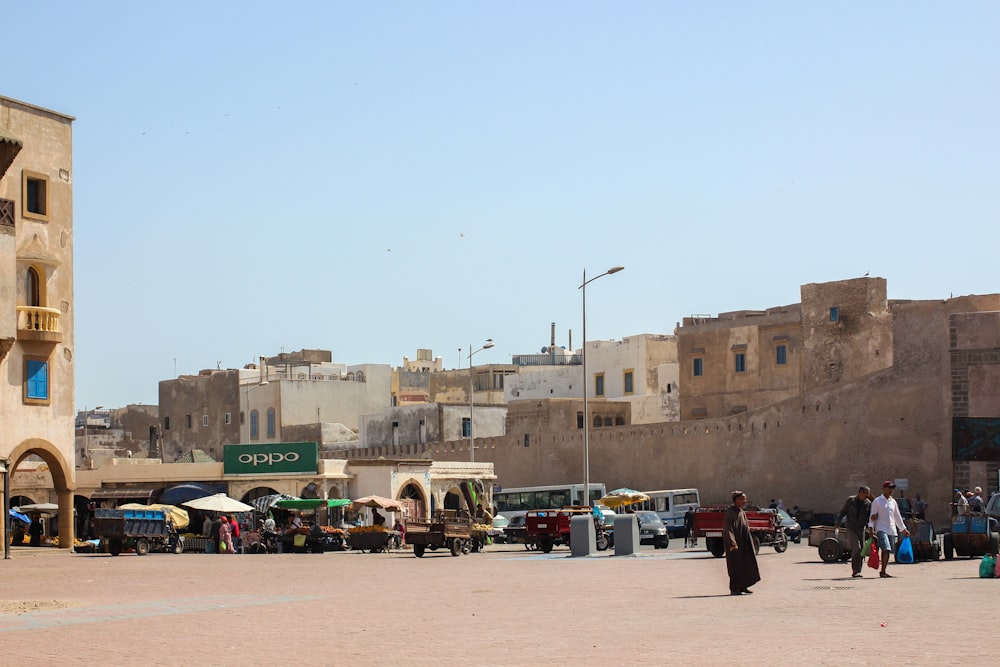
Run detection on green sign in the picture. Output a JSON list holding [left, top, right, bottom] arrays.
[[223, 442, 318, 475]]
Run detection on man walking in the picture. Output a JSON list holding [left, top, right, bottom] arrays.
[[723, 491, 760, 595], [869, 481, 909, 578], [835, 485, 872, 578]]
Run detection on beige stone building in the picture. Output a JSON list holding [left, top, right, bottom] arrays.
[[0, 96, 77, 549], [349, 279, 1000, 526]]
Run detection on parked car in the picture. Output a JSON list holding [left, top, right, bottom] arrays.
[[491, 514, 510, 543], [774, 508, 801, 543], [635, 511, 670, 549]]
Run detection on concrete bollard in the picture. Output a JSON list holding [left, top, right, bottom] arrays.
[[570, 514, 596, 557], [614, 514, 640, 556]]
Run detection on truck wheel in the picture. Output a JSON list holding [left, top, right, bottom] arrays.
[[541, 540, 554, 554], [108, 539, 122, 556], [991, 532, 999, 556], [596, 533, 610, 551], [818, 538, 841, 563], [774, 531, 788, 553], [752, 535, 761, 554], [943, 533, 954, 560], [413, 544, 425, 558], [707, 537, 724, 558], [450, 538, 463, 556], [135, 539, 150, 556]]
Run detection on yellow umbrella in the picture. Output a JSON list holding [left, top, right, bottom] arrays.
[[119, 503, 190, 530], [599, 488, 650, 509]]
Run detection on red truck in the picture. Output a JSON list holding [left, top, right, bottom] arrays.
[[692, 506, 787, 557], [525, 507, 610, 553]]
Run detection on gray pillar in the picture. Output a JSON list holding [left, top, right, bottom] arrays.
[[614, 514, 640, 556], [570, 514, 596, 557]]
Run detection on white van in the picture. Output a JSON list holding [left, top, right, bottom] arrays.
[[638, 489, 701, 537]]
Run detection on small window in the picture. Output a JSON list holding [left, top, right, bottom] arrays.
[[24, 358, 49, 403], [493, 373, 505, 390], [666, 384, 672, 394], [604, 417, 613, 426], [267, 407, 276, 438], [693, 358, 704, 377], [185, 414, 192, 428], [462, 418, 471, 438], [623, 370, 634, 395], [225, 412, 232, 425], [250, 410, 259, 439], [734, 353, 746, 373], [524, 433, 530, 448], [830, 306, 839, 322], [201, 415, 209, 427], [164, 416, 171, 430], [577, 412, 584, 429], [593, 416, 602, 428], [22, 170, 49, 222], [594, 373, 605, 397], [776, 345, 787, 366]]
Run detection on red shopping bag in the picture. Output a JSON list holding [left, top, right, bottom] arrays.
[[867, 539, 880, 570]]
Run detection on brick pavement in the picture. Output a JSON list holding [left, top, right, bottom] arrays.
[[0, 540, 994, 666]]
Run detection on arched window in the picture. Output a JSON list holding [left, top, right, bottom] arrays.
[[346, 372, 355, 381], [593, 416, 602, 428], [267, 408, 276, 438], [26, 267, 41, 307], [355, 371, 365, 382], [250, 410, 259, 440]]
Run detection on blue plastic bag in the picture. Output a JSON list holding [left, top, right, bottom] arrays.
[[896, 536, 915, 564]]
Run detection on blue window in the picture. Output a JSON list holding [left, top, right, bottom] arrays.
[[25, 359, 48, 401], [735, 353, 746, 373], [267, 408, 276, 438], [250, 410, 259, 439], [462, 417, 471, 438], [776, 345, 787, 365], [693, 358, 704, 377], [595, 373, 605, 397], [830, 306, 839, 322], [624, 370, 634, 394]]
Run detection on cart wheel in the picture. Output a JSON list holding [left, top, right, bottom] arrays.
[[173, 538, 184, 555], [540, 540, 554, 554], [450, 538, 463, 556], [109, 538, 122, 557], [707, 537, 724, 558], [931, 544, 941, 561], [943, 533, 954, 560], [413, 544, 426, 558], [596, 533, 610, 551], [462, 539, 471, 555], [991, 532, 999, 556], [752, 535, 761, 554], [135, 539, 150, 556], [774, 531, 788, 553], [818, 537, 841, 563]]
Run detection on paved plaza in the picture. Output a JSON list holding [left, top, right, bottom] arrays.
[[0, 539, 994, 665]]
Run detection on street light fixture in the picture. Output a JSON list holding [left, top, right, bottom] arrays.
[[580, 266, 624, 508], [468, 338, 495, 462]]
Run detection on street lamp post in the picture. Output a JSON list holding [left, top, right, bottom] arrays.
[[468, 339, 495, 462], [580, 266, 624, 508]]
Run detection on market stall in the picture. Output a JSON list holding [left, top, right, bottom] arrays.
[[273, 498, 352, 551], [348, 496, 404, 553]]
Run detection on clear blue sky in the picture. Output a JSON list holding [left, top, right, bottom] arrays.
[[5, 3, 999, 411]]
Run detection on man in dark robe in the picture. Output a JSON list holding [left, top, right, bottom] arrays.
[[723, 491, 760, 595]]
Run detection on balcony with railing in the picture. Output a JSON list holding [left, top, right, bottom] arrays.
[[512, 353, 582, 367], [17, 305, 62, 342]]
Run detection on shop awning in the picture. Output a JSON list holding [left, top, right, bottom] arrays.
[[90, 487, 162, 501], [274, 498, 352, 510]]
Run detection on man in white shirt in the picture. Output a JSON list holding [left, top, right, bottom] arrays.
[[868, 480, 910, 579]]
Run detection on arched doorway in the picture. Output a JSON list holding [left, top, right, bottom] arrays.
[[443, 489, 462, 511], [6, 439, 75, 550], [397, 482, 426, 519]]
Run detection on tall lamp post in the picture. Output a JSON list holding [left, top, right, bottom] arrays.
[[580, 266, 624, 507], [468, 338, 495, 462]]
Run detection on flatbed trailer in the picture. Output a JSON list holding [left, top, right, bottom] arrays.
[[692, 506, 786, 557], [405, 510, 474, 557]]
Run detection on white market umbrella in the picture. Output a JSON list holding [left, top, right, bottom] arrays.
[[182, 493, 254, 513], [15, 503, 60, 514]]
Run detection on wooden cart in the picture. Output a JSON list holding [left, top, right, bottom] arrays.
[[693, 507, 787, 557], [405, 511, 473, 557], [808, 525, 852, 563]]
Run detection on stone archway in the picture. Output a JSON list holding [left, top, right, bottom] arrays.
[[396, 480, 426, 519], [7, 438, 75, 549]]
